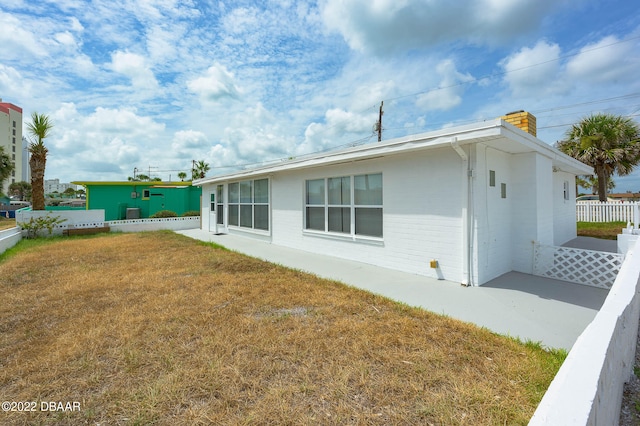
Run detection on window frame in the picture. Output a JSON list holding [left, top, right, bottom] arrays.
[[304, 173, 383, 240], [216, 185, 224, 225], [226, 178, 270, 233]]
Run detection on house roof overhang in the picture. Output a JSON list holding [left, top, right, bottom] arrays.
[[72, 181, 192, 187], [193, 119, 592, 186]]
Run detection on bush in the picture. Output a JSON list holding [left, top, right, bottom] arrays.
[[181, 210, 200, 217], [150, 210, 178, 218], [18, 213, 66, 238]]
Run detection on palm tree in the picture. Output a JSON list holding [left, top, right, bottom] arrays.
[[27, 112, 53, 210], [556, 113, 640, 201], [192, 160, 210, 179], [177, 171, 187, 181]]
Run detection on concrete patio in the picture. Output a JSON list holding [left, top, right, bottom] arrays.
[[177, 229, 611, 350]]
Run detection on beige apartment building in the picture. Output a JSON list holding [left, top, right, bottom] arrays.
[[0, 99, 23, 195]]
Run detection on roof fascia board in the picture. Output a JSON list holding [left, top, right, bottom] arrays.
[[498, 122, 593, 175], [195, 120, 504, 185], [71, 181, 191, 186]]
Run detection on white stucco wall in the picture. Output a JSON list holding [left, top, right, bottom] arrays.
[[509, 153, 554, 274], [553, 171, 578, 245], [473, 144, 514, 284]]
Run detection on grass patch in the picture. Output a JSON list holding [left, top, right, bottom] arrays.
[[577, 221, 627, 240], [0, 232, 562, 425], [0, 217, 16, 230]]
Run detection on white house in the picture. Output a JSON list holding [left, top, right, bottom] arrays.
[[194, 112, 592, 286]]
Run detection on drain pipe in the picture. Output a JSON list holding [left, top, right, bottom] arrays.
[[451, 137, 472, 286]]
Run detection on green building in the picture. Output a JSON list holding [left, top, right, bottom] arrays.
[[72, 181, 201, 221]]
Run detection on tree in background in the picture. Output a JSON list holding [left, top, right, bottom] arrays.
[[8, 181, 32, 201], [0, 146, 14, 195], [27, 112, 54, 210], [556, 113, 640, 202], [576, 175, 615, 195], [178, 171, 187, 181], [192, 160, 210, 180]]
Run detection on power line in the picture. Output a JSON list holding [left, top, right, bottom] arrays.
[[383, 35, 640, 104], [145, 37, 640, 179], [290, 35, 640, 149], [538, 113, 640, 130]]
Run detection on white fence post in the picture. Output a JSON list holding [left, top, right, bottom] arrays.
[[576, 201, 640, 224]]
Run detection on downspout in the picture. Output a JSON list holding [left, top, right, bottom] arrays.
[[451, 137, 473, 286]]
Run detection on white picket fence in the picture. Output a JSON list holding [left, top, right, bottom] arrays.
[[576, 202, 639, 227]]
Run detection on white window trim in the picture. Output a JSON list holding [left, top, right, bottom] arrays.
[[303, 173, 383, 241], [226, 178, 271, 234]]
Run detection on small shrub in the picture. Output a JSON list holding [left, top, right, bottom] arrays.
[[150, 210, 178, 218], [181, 210, 200, 217], [18, 213, 67, 238]]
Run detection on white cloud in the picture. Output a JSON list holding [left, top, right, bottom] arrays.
[[221, 103, 294, 160], [44, 104, 170, 181], [109, 50, 160, 92], [0, 12, 47, 59], [320, 0, 567, 54], [416, 60, 474, 111], [187, 63, 242, 102], [68, 16, 84, 32], [171, 130, 210, 160], [222, 6, 260, 35], [500, 40, 563, 97], [0, 65, 32, 100], [566, 36, 639, 85], [299, 107, 377, 154], [83, 106, 165, 137]]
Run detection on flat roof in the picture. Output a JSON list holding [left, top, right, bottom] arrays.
[[194, 118, 592, 186], [0, 102, 23, 114], [72, 181, 192, 187]]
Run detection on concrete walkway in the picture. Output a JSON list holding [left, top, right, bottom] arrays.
[[177, 229, 609, 350]]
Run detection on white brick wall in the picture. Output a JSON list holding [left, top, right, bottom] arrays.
[[270, 149, 465, 282], [198, 143, 581, 286]]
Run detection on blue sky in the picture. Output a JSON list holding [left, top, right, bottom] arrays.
[[1, 0, 639, 191]]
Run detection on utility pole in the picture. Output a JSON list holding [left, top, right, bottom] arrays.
[[377, 101, 384, 142]]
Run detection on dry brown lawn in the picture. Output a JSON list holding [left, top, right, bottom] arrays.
[[0, 218, 16, 230], [0, 232, 563, 425]]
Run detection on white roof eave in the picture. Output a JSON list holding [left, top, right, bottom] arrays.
[[194, 118, 592, 186], [194, 120, 504, 186]]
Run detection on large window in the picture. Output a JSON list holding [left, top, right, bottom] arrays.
[[227, 178, 269, 231], [305, 173, 382, 238]]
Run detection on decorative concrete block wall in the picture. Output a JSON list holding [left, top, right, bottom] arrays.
[[0, 227, 21, 255], [529, 236, 640, 425]]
